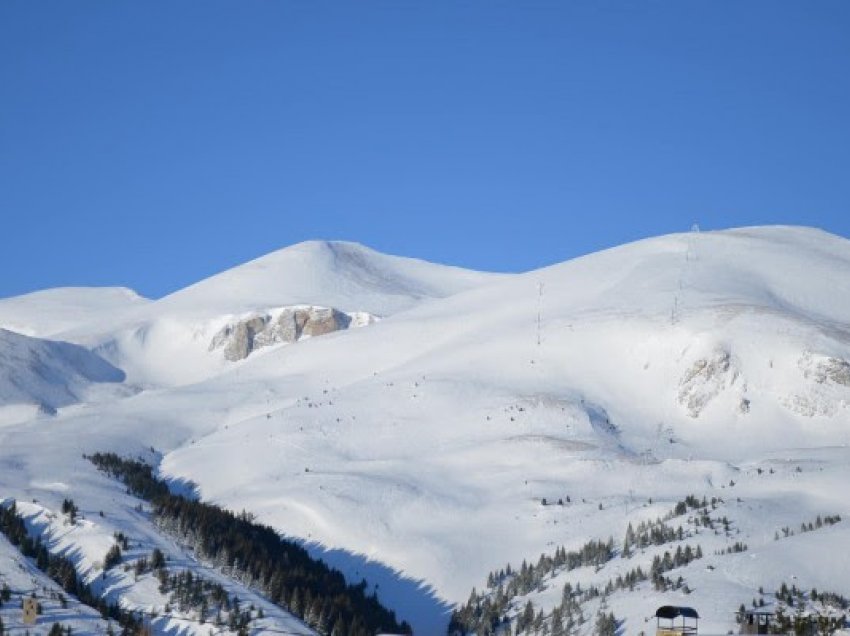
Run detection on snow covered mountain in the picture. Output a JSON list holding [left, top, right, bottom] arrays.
[[0, 328, 126, 422], [151, 240, 505, 318], [1, 227, 850, 636], [55, 240, 507, 387], [0, 286, 149, 337]]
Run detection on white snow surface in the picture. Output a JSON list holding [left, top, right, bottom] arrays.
[[0, 287, 149, 337], [57, 240, 507, 387], [150, 240, 506, 318], [0, 521, 113, 635], [1, 227, 850, 635], [0, 328, 126, 416]]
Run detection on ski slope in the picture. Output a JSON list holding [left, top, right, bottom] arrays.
[[1, 227, 849, 635]]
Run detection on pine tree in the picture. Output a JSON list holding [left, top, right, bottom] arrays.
[[290, 588, 302, 618], [150, 548, 165, 570], [104, 544, 122, 569], [551, 607, 565, 636], [331, 617, 347, 636], [623, 522, 635, 558], [594, 611, 616, 636], [533, 609, 545, 632], [519, 600, 534, 632]]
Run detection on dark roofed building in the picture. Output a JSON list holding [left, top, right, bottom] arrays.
[[656, 605, 700, 636], [737, 608, 776, 635]]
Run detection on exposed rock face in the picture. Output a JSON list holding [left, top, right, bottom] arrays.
[[782, 353, 850, 417], [804, 355, 850, 387], [210, 306, 372, 361], [216, 317, 268, 362], [678, 348, 739, 418]]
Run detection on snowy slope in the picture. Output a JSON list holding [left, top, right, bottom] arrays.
[[0, 528, 113, 635], [150, 226, 850, 630], [57, 240, 507, 387], [0, 481, 318, 636], [3, 494, 318, 636], [151, 240, 505, 318], [0, 329, 127, 421], [0, 287, 149, 337], [1, 227, 850, 635]]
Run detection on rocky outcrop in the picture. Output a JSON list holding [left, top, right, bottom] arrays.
[[678, 348, 739, 418], [781, 353, 850, 417], [802, 354, 850, 387], [209, 306, 374, 361]]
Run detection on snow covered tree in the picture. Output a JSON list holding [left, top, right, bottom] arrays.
[[594, 611, 616, 636]]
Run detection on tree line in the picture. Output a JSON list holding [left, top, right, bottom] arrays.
[[0, 501, 146, 635], [449, 538, 615, 635], [86, 452, 411, 636], [450, 493, 722, 635]]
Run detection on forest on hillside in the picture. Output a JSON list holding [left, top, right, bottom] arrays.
[[87, 452, 411, 636]]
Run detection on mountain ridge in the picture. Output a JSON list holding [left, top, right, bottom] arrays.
[[1, 225, 850, 635]]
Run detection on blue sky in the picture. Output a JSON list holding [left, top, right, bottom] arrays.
[[2, 2, 849, 299]]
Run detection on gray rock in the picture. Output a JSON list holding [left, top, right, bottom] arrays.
[[813, 357, 850, 386], [678, 349, 738, 418], [302, 307, 351, 337], [210, 306, 366, 361], [218, 316, 268, 361]]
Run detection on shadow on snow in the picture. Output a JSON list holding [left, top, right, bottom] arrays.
[[302, 540, 454, 636]]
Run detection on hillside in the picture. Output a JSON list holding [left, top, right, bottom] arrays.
[[0, 287, 149, 338], [1, 227, 849, 635], [58, 240, 507, 387], [151, 240, 507, 318], [0, 328, 127, 423]]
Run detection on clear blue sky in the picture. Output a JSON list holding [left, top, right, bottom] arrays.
[[2, 2, 849, 299]]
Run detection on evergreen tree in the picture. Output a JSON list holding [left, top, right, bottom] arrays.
[[551, 607, 565, 636], [519, 601, 534, 633], [594, 611, 616, 636], [104, 544, 122, 569], [150, 548, 165, 570]]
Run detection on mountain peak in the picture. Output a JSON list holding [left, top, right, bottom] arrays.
[[153, 239, 506, 319]]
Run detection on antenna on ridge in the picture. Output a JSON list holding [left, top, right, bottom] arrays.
[[686, 222, 700, 262], [536, 282, 544, 346]]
